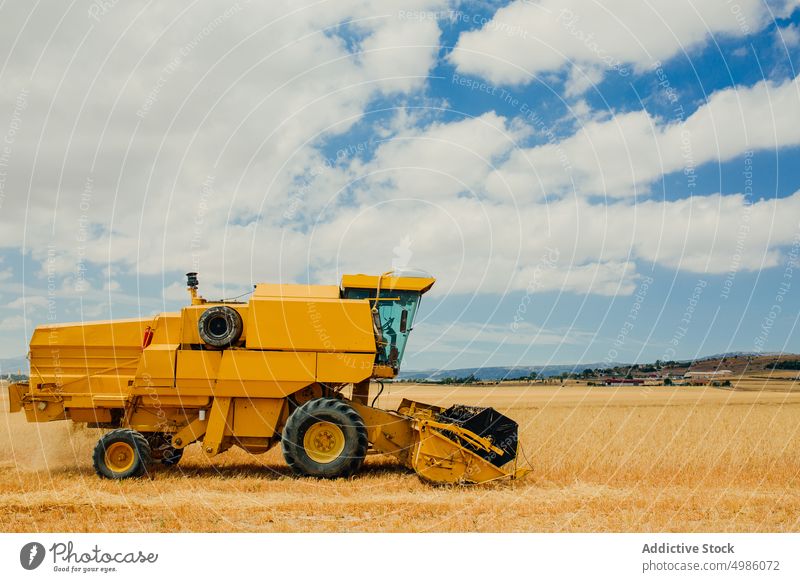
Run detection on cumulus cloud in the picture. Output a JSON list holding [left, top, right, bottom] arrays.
[[486, 73, 800, 200], [0, 0, 447, 293], [6, 296, 49, 309], [450, 0, 799, 88], [563, 64, 605, 98], [0, 315, 31, 330], [776, 22, 800, 47], [300, 181, 800, 295], [408, 320, 596, 364], [1, 0, 799, 311]]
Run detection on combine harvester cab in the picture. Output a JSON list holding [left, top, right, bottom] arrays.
[[8, 270, 528, 484]]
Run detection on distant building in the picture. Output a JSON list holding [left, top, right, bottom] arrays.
[[603, 377, 644, 385], [683, 370, 732, 379]]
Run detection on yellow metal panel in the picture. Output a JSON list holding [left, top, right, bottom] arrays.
[[232, 398, 284, 437], [172, 417, 208, 448], [29, 318, 148, 389], [7, 383, 26, 413], [128, 406, 177, 432], [180, 307, 202, 344], [151, 313, 182, 344], [216, 350, 316, 384], [128, 381, 310, 399], [176, 350, 223, 389], [202, 397, 232, 455], [245, 297, 375, 352], [340, 273, 435, 293], [211, 381, 310, 398], [180, 304, 248, 344], [317, 352, 373, 384], [134, 344, 177, 387], [59, 395, 97, 409], [23, 400, 66, 422], [32, 375, 135, 396], [349, 401, 415, 465], [30, 317, 150, 348], [254, 284, 340, 299], [89, 395, 128, 407], [139, 395, 210, 407]]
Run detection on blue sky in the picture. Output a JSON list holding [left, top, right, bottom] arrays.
[[0, 0, 799, 371]]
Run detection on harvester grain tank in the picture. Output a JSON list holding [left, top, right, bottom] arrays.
[[8, 270, 528, 484]]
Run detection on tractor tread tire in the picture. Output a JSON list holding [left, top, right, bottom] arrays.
[[93, 428, 152, 479], [281, 398, 368, 479]]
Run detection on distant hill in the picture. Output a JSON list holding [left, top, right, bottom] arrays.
[[400, 353, 800, 381], [673, 353, 797, 375], [398, 362, 623, 381], [694, 351, 780, 361]]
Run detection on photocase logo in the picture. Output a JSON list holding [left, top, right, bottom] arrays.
[[20, 542, 46, 570]]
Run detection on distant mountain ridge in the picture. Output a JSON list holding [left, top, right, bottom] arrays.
[[399, 352, 796, 381], [398, 362, 624, 381], [695, 351, 780, 360]]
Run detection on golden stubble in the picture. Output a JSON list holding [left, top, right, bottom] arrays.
[[1, 379, 798, 532]]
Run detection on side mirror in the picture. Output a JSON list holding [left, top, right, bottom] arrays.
[[400, 309, 408, 333]]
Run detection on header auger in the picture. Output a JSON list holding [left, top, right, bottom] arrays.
[[8, 270, 529, 484]]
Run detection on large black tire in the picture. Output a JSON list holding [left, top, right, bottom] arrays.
[[93, 429, 152, 479], [198, 305, 243, 348], [145, 433, 184, 466], [281, 398, 368, 478]]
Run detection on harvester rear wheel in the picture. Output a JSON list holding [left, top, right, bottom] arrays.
[[281, 398, 367, 478], [93, 429, 152, 479]]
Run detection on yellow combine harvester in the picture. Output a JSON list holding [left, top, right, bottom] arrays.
[[7, 271, 528, 484]]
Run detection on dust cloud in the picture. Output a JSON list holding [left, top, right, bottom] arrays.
[[0, 384, 98, 473]]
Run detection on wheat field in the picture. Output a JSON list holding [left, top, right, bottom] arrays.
[[2, 380, 799, 532]]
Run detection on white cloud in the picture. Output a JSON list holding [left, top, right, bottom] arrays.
[[0, 0, 448, 292], [486, 73, 800, 200], [6, 296, 49, 309], [409, 320, 594, 359], [163, 282, 190, 302], [563, 64, 605, 98], [289, 105, 800, 296], [299, 187, 800, 296], [1, 0, 799, 309], [776, 22, 800, 47], [450, 0, 798, 88], [346, 111, 531, 203], [0, 315, 32, 330]]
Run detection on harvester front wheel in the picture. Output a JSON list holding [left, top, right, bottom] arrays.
[[93, 429, 152, 479], [281, 398, 367, 478]]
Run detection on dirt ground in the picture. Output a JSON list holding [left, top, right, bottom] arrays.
[[2, 379, 799, 532]]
